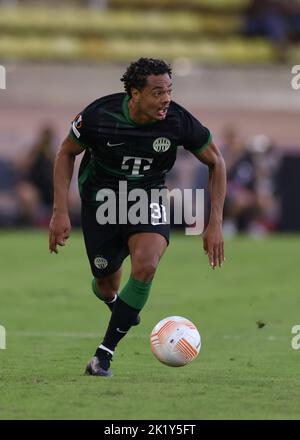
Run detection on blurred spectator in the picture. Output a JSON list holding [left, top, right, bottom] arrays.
[[246, 134, 281, 235], [284, 0, 300, 42], [0, 158, 19, 226], [87, 0, 108, 8], [222, 125, 256, 235], [222, 126, 280, 236], [245, 0, 286, 44], [245, 0, 300, 54], [16, 126, 55, 226]]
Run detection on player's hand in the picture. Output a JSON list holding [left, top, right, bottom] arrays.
[[49, 212, 71, 254], [202, 223, 224, 269]]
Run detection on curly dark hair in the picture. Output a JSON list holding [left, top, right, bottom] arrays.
[[120, 58, 172, 97]]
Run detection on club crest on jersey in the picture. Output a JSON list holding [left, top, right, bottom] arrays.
[[153, 137, 171, 153], [94, 256, 108, 270]]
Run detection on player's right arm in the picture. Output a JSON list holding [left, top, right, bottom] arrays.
[[49, 135, 85, 254]]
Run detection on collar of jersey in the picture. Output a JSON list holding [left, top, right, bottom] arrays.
[[122, 95, 158, 127]]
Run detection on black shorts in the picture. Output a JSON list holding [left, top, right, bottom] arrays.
[[81, 199, 170, 278]]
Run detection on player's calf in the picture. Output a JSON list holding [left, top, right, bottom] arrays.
[[131, 262, 158, 282], [92, 278, 117, 310], [93, 269, 122, 301], [91, 277, 141, 326]]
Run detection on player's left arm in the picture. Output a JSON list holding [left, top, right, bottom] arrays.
[[193, 141, 227, 269]]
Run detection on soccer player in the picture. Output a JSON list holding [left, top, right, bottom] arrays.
[[49, 58, 226, 377]]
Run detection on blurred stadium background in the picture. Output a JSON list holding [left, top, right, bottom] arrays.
[[0, 0, 300, 233]]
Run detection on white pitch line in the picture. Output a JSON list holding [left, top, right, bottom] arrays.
[[9, 332, 283, 341], [223, 334, 284, 341], [10, 331, 147, 339]]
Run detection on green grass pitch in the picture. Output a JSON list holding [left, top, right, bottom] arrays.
[[0, 231, 299, 420]]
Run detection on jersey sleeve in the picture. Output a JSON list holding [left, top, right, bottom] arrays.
[[69, 109, 90, 148], [180, 109, 212, 154]]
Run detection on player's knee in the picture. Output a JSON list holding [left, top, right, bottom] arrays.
[[131, 253, 159, 282], [132, 263, 157, 282]]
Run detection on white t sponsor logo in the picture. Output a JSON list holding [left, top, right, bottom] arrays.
[[121, 156, 153, 176]]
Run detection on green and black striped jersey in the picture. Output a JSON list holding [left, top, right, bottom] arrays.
[[70, 93, 212, 202]]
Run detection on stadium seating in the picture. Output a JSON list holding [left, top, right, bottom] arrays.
[[0, 1, 298, 63]]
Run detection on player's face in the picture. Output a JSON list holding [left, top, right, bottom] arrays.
[[134, 74, 172, 121]]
